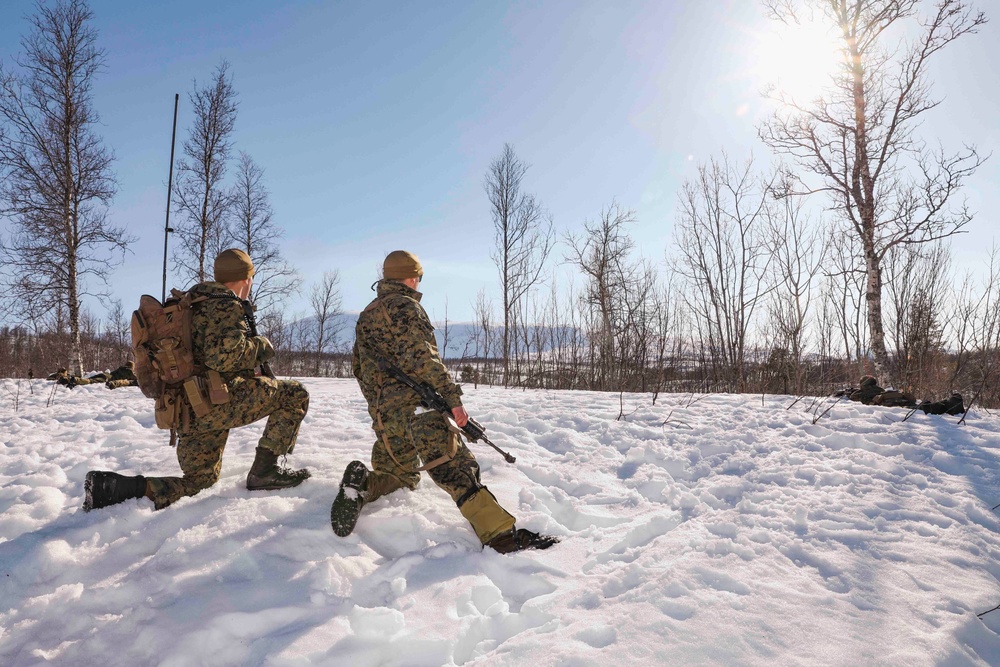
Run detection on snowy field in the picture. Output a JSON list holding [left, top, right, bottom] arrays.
[[3, 378, 1000, 666]]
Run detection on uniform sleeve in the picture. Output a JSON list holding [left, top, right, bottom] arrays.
[[199, 299, 272, 373], [351, 340, 362, 381], [389, 299, 463, 408]]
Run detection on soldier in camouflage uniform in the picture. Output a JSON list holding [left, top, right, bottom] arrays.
[[83, 249, 311, 511], [849, 375, 884, 405], [69, 361, 138, 388], [331, 250, 557, 554]]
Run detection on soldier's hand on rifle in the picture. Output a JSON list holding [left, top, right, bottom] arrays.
[[256, 336, 275, 361], [451, 405, 469, 428]]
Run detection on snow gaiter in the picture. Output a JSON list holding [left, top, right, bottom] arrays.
[[458, 487, 516, 544]]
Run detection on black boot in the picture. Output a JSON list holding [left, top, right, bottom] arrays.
[[330, 460, 369, 537], [246, 446, 310, 491], [83, 471, 146, 512], [486, 527, 559, 554]]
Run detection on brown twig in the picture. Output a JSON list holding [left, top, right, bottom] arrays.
[[978, 603, 1000, 618], [958, 380, 988, 426], [684, 392, 711, 408], [661, 408, 693, 430], [812, 396, 843, 425]]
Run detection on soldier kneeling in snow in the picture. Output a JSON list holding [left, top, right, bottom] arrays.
[[331, 250, 557, 554], [83, 249, 311, 511]]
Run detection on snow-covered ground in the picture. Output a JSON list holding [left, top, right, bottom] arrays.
[[2, 379, 1000, 666]]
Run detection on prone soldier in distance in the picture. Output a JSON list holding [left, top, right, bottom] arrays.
[[849, 375, 883, 405], [70, 361, 138, 388]]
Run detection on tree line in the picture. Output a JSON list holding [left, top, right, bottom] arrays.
[[1, 0, 997, 409]]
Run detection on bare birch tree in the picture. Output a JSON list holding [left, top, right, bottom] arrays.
[[173, 61, 238, 285], [106, 299, 130, 361], [765, 195, 826, 394], [439, 298, 450, 363], [309, 270, 343, 376], [949, 247, 1000, 408], [485, 143, 553, 386], [566, 202, 657, 392], [822, 229, 868, 372], [472, 289, 496, 386], [228, 151, 301, 314], [884, 241, 950, 391], [0, 0, 129, 376], [674, 155, 776, 392], [759, 0, 987, 383]]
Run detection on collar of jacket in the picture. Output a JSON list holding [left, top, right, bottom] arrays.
[[376, 279, 423, 302], [190, 281, 238, 297]]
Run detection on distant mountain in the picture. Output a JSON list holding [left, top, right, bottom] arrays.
[[282, 313, 576, 359]]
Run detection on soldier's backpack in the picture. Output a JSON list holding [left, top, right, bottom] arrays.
[[131, 289, 230, 433], [871, 390, 917, 408]]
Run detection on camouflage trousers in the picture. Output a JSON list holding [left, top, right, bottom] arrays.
[[145, 377, 309, 509], [365, 408, 515, 543], [72, 373, 108, 386]]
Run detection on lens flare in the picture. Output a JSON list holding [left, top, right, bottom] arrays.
[[752, 16, 846, 103]]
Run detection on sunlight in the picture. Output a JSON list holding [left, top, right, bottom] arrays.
[[751, 16, 846, 103]]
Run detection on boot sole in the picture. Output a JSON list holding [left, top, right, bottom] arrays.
[[83, 471, 96, 512], [331, 461, 368, 537]]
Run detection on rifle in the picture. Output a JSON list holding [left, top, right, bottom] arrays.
[[241, 300, 276, 380], [372, 353, 516, 464]]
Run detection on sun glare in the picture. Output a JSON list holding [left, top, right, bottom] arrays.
[[751, 17, 846, 102]]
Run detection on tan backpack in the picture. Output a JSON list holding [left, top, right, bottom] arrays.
[[131, 289, 229, 433]]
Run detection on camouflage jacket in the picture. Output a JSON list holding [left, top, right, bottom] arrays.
[[189, 282, 274, 384], [107, 365, 136, 382], [352, 280, 462, 415]]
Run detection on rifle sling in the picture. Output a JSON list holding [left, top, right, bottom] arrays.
[[361, 298, 458, 473], [374, 386, 458, 473]]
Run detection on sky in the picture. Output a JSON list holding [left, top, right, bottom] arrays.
[[3, 380, 1000, 663], [0, 0, 997, 324]]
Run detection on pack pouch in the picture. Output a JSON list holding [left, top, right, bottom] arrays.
[[155, 391, 182, 430], [183, 377, 212, 419], [206, 370, 230, 405]]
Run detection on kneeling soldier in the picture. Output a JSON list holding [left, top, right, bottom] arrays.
[[332, 250, 556, 554], [83, 249, 310, 511]]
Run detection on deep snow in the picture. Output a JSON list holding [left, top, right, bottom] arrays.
[[2, 378, 1000, 666]]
